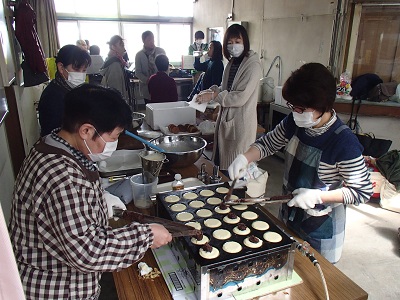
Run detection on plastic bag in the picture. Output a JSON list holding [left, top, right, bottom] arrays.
[[336, 70, 352, 100]]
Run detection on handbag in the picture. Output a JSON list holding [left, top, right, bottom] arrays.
[[347, 97, 392, 157], [355, 133, 392, 158], [367, 82, 398, 102]]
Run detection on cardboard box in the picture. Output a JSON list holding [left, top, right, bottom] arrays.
[[146, 101, 196, 130]]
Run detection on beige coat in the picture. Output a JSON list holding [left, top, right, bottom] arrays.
[[211, 51, 262, 169]]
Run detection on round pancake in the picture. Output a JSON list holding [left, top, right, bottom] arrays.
[[207, 197, 222, 205], [252, 220, 270, 231], [230, 195, 239, 200], [199, 247, 220, 259], [196, 209, 212, 218], [216, 187, 229, 194], [191, 235, 209, 245], [170, 203, 186, 212], [223, 215, 240, 224], [214, 206, 231, 214], [164, 195, 180, 203], [212, 229, 232, 240], [233, 226, 251, 235], [185, 221, 202, 230], [241, 211, 258, 220], [204, 218, 222, 228], [200, 189, 214, 197], [244, 237, 263, 248], [222, 241, 242, 253], [232, 204, 248, 211], [263, 231, 283, 243], [176, 212, 193, 222], [183, 192, 198, 200], [189, 200, 205, 208]]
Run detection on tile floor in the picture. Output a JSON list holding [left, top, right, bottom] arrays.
[[100, 154, 400, 300]]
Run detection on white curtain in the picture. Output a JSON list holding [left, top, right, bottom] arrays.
[[28, 0, 59, 58]]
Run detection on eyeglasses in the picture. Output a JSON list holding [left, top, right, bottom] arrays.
[[286, 102, 307, 114]]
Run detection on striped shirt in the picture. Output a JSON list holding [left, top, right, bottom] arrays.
[[8, 136, 153, 299], [253, 110, 373, 204], [227, 57, 243, 91]]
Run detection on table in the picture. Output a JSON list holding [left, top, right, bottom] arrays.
[[112, 157, 368, 300]]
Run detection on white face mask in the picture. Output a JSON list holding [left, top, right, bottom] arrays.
[[227, 44, 244, 58], [195, 39, 203, 46], [293, 111, 322, 128], [67, 71, 86, 87], [84, 133, 118, 162]]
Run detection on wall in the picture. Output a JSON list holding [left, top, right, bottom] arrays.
[[14, 85, 41, 152], [194, 0, 399, 151], [0, 124, 15, 223], [194, 0, 337, 82]]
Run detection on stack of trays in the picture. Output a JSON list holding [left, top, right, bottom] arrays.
[[156, 182, 295, 300]]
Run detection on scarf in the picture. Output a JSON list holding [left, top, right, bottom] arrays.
[[143, 47, 157, 75], [107, 50, 128, 68], [54, 71, 73, 92]]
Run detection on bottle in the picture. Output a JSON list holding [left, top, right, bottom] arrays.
[[172, 174, 184, 191]]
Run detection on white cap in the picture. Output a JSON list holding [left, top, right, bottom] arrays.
[[174, 174, 182, 180]]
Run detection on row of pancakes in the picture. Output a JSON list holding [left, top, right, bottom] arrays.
[[161, 188, 283, 260]]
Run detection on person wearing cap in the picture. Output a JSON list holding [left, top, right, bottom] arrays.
[[9, 84, 172, 299], [188, 30, 209, 55], [38, 44, 91, 137], [100, 35, 130, 104], [134, 31, 166, 104]]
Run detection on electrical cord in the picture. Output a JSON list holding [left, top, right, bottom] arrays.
[[295, 241, 330, 300]]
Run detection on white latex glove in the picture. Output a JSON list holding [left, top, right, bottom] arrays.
[[246, 172, 269, 198], [104, 192, 126, 219], [288, 188, 323, 210], [228, 154, 248, 180]]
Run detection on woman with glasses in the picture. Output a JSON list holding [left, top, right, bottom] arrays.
[[228, 63, 372, 263]]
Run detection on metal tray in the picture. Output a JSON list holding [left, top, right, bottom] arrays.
[[156, 182, 293, 268]]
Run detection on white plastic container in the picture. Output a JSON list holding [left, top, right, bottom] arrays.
[[274, 86, 288, 107], [145, 101, 196, 130]]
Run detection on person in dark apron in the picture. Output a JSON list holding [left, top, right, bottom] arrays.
[[228, 63, 373, 263]]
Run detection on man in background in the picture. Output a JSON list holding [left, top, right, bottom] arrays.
[[134, 31, 165, 104]]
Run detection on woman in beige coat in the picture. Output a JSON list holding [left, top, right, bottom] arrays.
[[196, 24, 262, 172]]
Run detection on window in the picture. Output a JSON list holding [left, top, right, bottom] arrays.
[[55, 0, 193, 67], [54, 0, 118, 17], [352, 5, 400, 82], [79, 22, 120, 58], [159, 24, 191, 63], [57, 21, 79, 49], [345, 4, 400, 82]]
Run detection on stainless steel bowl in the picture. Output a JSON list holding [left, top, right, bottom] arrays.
[[131, 112, 145, 130], [149, 135, 207, 168]]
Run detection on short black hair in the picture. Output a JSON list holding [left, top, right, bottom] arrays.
[[142, 31, 154, 43], [62, 84, 132, 136], [282, 63, 336, 113], [89, 45, 100, 55], [223, 24, 250, 60], [155, 54, 169, 72], [210, 41, 223, 61], [194, 30, 205, 39], [56, 44, 91, 68]]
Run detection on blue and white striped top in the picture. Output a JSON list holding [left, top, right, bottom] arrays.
[[252, 110, 373, 205]]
